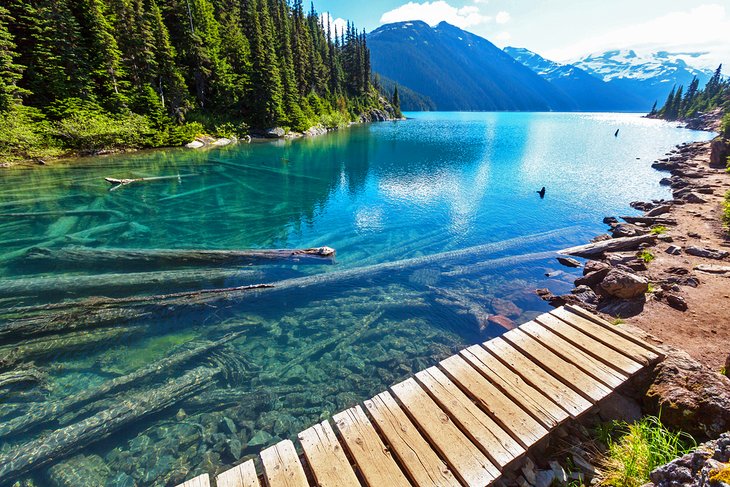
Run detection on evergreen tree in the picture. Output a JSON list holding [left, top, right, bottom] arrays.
[[392, 84, 402, 118], [0, 6, 25, 111]]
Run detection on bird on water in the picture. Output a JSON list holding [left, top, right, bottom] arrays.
[[537, 187, 546, 198]]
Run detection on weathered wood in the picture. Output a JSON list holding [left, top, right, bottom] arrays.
[[558, 235, 657, 258], [0, 209, 125, 219], [534, 313, 643, 376], [459, 345, 568, 429], [176, 474, 211, 487], [550, 307, 661, 365], [0, 366, 217, 484], [439, 354, 548, 449], [104, 174, 196, 190], [260, 440, 309, 487], [0, 332, 243, 439], [333, 405, 411, 487], [22, 245, 336, 270], [391, 378, 500, 486], [620, 216, 677, 226], [415, 367, 524, 470], [482, 338, 592, 417], [216, 460, 261, 487], [364, 391, 459, 487], [298, 421, 360, 487], [501, 327, 614, 402], [0, 268, 265, 298]]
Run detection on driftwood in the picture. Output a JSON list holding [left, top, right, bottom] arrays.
[[1, 227, 578, 334], [620, 216, 678, 226], [0, 332, 244, 439], [558, 235, 657, 258], [0, 268, 265, 298], [104, 174, 195, 191], [0, 366, 218, 484], [22, 245, 336, 270]]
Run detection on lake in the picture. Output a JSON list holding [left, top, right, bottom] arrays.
[[0, 112, 715, 486]]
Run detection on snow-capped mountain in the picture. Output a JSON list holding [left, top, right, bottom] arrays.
[[504, 47, 648, 111], [572, 50, 714, 106]]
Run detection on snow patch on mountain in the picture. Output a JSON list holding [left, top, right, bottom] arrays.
[[573, 49, 712, 83]]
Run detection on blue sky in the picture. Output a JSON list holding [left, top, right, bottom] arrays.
[[315, 1, 729, 69]]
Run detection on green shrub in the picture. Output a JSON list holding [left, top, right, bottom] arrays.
[[638, 250, 656, 263], [724, 191, 730, 232], [650, 226, 667, 235], [597, 416, 695, 487], [52, 109, 154, 153], [0, 105, 61, 162], [721, 112, 730, 139]]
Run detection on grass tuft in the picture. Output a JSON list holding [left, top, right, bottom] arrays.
[[611, 318, 626, 326], [637, 250, 656, 263], [650, 225, 667, 235], [597, 416, 695, 487], [723, 191, 730, 233]]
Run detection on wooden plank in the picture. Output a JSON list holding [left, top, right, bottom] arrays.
[[550, 307, 660, 365], [415, 367, 525, 469], [482, 338, 592, 417], [390, 378, 500, 486], [260, 440, 309, 487], [460, 345, 569, 428], [177, 474, 211, 487], [563, 305, 665, 358], [364, 392, 460, 487], [517, 321, 628, 388], [333, 406, 411, 487], [217, 460, 261, 487], [298, 421, 360, 487], [439, 354, 548, 449], [501, 328, 613, 403], [535, 313, 643, 376]]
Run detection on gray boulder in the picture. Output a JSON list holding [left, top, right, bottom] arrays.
[[599, 269, 649, 299], [686, 246, 729, 260]]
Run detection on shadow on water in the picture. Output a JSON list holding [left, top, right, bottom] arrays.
[[0, 113, 716, 486]]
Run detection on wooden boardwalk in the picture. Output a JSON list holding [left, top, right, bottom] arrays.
[[177, 305, 663, 487]]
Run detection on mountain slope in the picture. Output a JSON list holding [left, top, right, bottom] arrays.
[[504, 47, 648, 111], [573, 50, 714, 107], [368, 21, 577, 111]]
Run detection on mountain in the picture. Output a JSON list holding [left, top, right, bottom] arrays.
[[572, 50, 714, 108], [368, 21, 577, 111], [504, 47, 648, 111]]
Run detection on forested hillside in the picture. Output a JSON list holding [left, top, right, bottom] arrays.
[[653, 65, 729, 122], [0, 0, 385, 162]]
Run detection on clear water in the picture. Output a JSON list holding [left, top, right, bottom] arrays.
[[0, 113, 714, 486]]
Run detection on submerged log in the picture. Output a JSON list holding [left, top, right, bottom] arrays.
[[1, 227, 578, 334], [0, 268, 265, 298], [0, 365, 218, 484], [558, 235, 657, 258], [0, 365, 47, 390], [0, 210, 125, 219], [22, 245, 336, 270], [104, 174, 196, 191], [0, 332, 244, 439]]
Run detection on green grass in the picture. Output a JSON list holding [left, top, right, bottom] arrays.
[[638, 250, 656, 264], [647, 283, 656, 294], [723, 191, 730, 233], [650, 226, 668, 235], [611, 318, 626, 326], [597, 416, 695, 487]]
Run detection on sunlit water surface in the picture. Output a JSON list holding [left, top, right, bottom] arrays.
[[0, 113, 714, 486]]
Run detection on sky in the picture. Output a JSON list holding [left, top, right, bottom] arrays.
[[314, 0, 730, 71]]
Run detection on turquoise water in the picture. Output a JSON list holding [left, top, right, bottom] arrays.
[[0, 113, 714, 486]]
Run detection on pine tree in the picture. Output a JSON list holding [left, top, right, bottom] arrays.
[[392, 84, 402, 118], [0, 5, 25, 111], [661, 86, 676, 119]]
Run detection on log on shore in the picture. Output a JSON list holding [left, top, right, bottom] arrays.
[[620, 216, 678, 226], [0, 332, 244, 439], [0, 366, 218, 484], [558, 235, 657, 258], [0, 227, 580, 334], [21, 245, 336, 270]]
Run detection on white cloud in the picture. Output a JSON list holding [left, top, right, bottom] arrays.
[[320, 12, 348, 36], [379, 1, 493, 29], [494, 31, 511, 42], [495, 11, 511, 24], [544, 4, 730, 71]]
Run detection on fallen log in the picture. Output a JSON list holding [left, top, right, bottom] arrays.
[[21, 245, 336, 270], [0, 332, 244, 439], [0, 365, 218, 484], [1, 227, 579, 334], [0, 268, 265, 298], [620, 216, 677, 226], [558, 235, 657, 258], [0, 210, 125, 219], [104, 174, 196, 191]]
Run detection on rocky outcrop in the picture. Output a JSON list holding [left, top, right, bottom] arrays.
[[599, 269, 649, 299], [645, 349, 730, 439], [686, 246, 729, 260], [648, 433, 730, 487], [710, 137, 729, 168]]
